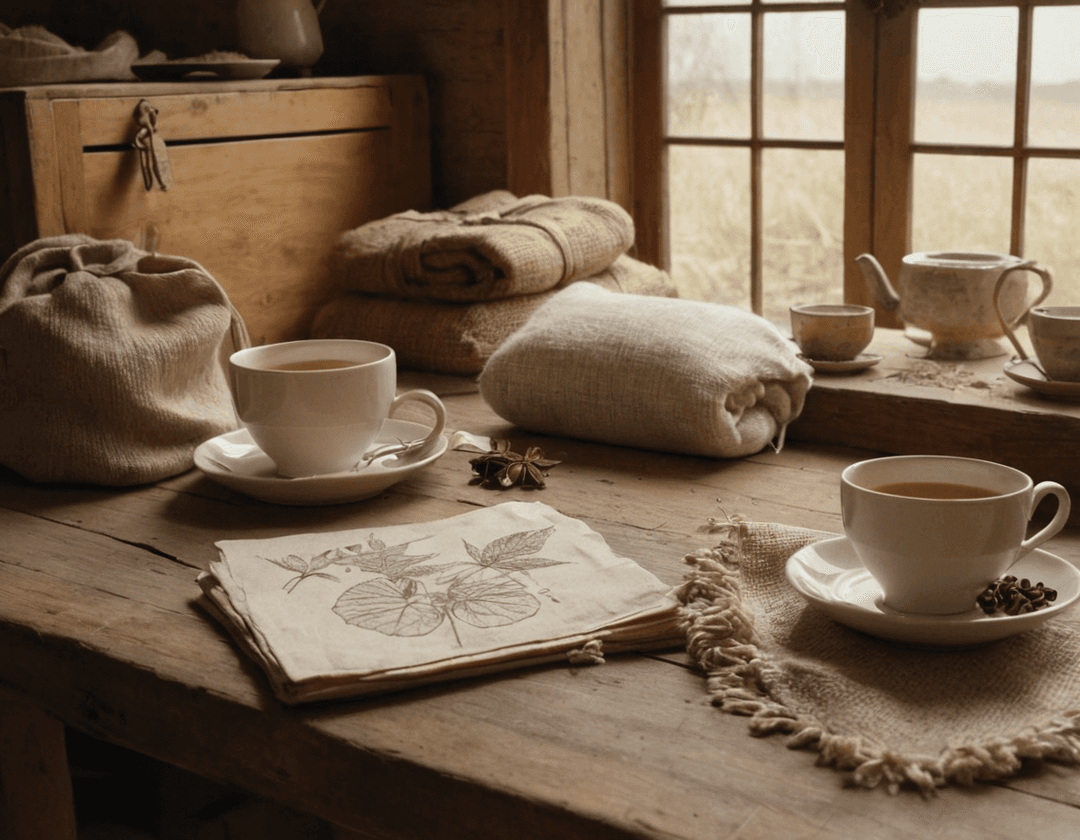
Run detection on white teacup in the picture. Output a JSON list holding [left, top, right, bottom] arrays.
[[999, 305, 1080, 382], [790, 303, 875, 361], [841, 455, 1070, 615], [229, 339, 446, 477]]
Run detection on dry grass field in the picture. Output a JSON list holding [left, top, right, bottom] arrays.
[[666, 90, 1080, 324]]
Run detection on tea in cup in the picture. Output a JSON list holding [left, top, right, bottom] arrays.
[[228, 339, 446, 477], [841, 455, 1070, 615], [790, 303, 875, 361]]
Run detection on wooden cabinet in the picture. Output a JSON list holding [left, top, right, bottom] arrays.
[[0, 75, 431, 344]]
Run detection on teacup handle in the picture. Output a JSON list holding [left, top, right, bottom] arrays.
[[388, 388, 447, 457], [1014, 481, 1071, 561], [994, 261, 1053, 361]]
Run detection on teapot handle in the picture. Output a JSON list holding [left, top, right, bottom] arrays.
[[993, 262, 1052, 360]]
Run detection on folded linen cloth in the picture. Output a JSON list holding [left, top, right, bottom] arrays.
[[479, 283, 814, 457], [0, 24, 138, 86], [678, 521, 1080, 794], [329, 191, 635, 302], [197, 501, 682, 703], [311, 254, 677, 375]]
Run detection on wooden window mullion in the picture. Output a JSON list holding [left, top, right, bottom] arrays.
[[1011, 2, 1034, 256], [750, 4, 764, 315]]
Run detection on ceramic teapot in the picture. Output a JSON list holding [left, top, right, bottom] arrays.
[[855, 252, 1052, 359], [237, 0, 327, 72]]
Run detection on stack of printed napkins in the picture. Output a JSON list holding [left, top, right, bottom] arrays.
[[197, 502, 682, 703]]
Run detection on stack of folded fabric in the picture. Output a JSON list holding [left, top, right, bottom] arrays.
[[311, 190, 678, 375], [197, 501, 682, 703]]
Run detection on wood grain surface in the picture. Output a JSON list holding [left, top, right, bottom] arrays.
[[3, 387, 1080, 838]]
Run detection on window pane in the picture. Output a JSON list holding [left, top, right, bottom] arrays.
[[915, 8, 1017, 146], [912, 154, 1012, 253], [1029, 6, 1080, 148], [762, 149, 845, 324], [1026, 158, 1080, 305], [763, 11, 844, 141], [668, 146, 751, 307], [667, 14, 750, 137]]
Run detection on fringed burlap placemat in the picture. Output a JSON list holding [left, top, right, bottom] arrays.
[[676, 520, 1080, 795]]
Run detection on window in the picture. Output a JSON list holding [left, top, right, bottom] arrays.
[[638, 0, 1080, 323]]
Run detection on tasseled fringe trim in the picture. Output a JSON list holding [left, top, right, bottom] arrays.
[[675, 521, 1080, 796]]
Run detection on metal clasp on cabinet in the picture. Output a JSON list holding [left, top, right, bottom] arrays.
[[132, 99, 174, 192]]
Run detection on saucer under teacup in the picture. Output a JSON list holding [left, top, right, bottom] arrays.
[[798, 353, 883, 374], [1003, 357, 1080, 400], [193, 419, 448, 505], [785, 536, 1080, 646]]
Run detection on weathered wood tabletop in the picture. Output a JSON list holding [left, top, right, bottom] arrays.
[[3, 384, 1080, 839]]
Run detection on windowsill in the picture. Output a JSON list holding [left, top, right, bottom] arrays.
[[788, 327, 1080, 522]]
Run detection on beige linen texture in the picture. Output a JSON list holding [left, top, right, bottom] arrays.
[[329, 192, 635, 302], [678, 521, 1080, 794], [198, 501, 682, 703], [0, 235, 246, 485], [312, 254, 677, 375], [479, 283, 814, 458]]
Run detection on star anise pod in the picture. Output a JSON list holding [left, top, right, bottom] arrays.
[[469, 439, 560, 488], [469, 438, 514, 480]]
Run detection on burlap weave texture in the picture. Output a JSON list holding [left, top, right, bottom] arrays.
[[329, 191, 635, 302], [0, 235, 246, 485], [678, 521, 1080, 794], [312, 253, 677, 375]]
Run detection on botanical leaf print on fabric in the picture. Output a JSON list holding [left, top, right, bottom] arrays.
[[334, 567, 540, 645], [263, 523, 565, 646], [262, 533, 436, 593]]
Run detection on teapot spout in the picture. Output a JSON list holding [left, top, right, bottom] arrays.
[[855, 253, 901, 316]]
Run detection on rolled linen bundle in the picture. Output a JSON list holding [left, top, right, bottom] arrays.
[[479, 283, 814, 458]]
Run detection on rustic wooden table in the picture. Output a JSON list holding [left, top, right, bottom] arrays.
[[3, 384, 1080, 839]]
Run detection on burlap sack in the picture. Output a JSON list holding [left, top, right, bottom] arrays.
[[312, 254, 678, 375], [0, 235, 248, 486], [330, 191, 635, 302], [0, 24, 138, 86], [479, 283, 814, 457]]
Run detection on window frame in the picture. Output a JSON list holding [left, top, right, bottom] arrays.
[[632, 0, 1080, 321]]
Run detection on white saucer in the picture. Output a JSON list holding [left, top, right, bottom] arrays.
[[1003, 358, 1080, 400], [193, 419, 448, 506], [799, 353, 883, 374], [785, 536, 1080, 647]]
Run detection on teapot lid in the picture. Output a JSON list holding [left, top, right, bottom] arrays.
[[904, 251, 1022, 268]]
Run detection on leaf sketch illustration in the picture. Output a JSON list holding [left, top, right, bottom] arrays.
[[332, 577, 444, 637], [455, 526, 568, 601], [263, 533, 436, 593], [458, 526, 566, 573], [333, 566, 540, 645]]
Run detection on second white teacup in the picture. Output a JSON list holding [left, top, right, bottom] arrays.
[[841, 455, 1070, 615], [229, 339, 446, 477], [790, 303, 875, 362], [1028, 306, 1080, 382]]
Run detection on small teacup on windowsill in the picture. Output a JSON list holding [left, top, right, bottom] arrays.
[[790, 303, 875, 362]]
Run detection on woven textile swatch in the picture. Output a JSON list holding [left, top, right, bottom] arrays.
[[677, 521, 1080, 795], [199, 501, 681, 703]]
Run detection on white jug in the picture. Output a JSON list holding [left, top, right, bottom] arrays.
[[237, 0, 328, 72]]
